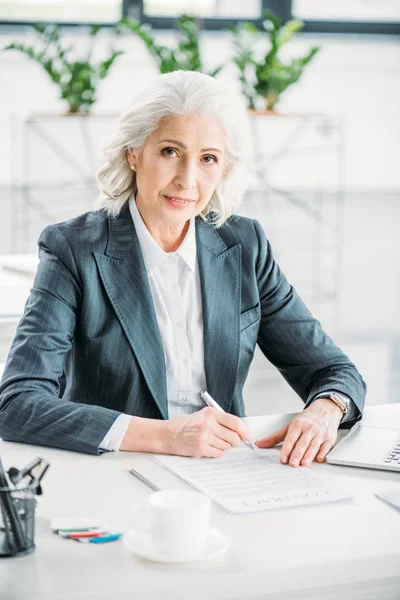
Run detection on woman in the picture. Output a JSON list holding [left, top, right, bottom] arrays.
[[0, 71, 365, 466]]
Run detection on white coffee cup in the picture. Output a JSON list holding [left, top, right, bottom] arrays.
[[133, 489, 212, 557]]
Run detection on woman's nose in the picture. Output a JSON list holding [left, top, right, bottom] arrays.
[[173, 160, 197, 190]]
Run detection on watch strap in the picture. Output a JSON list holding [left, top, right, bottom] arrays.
[[326, 392, 349, 414]]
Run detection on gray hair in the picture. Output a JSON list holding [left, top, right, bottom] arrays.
[[97, 70, 251, 227]]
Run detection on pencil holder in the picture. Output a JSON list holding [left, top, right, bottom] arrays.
[[0, 481, 38, 557]]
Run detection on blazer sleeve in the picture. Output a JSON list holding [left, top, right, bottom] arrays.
[[0, 225, 121, 454], [253, 220, 366, 428]]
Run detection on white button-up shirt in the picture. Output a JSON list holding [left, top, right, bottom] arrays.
[[99, 197, 207, 451]]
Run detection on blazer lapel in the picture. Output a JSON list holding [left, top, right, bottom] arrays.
[[94, 206, 168, 419], [196, 218, 242, 413]]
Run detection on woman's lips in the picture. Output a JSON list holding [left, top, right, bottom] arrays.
[[164, 195, 196, 207]]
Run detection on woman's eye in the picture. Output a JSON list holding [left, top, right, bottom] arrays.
[[203, 155, 217, 164], [161, 147, 178, 157]]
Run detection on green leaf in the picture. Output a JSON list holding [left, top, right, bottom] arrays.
[[231, 9, 320, 110], [262, 10, 281, 31], [89, 24, 102, 37], [98, 49, 124, 79], [119, 17, 157, 53], [5, 22, 123, 113], [244, 22, 259, 35], [209, 65, 223, 78], [119, 13, 221, 76], [277, 19, 304, 46]]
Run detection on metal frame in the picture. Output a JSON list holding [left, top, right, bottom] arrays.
[[10, 112, 118, 253], [301, 20, 400, 35], [2, 0, 399, 34], [245, 111, 346, 321]]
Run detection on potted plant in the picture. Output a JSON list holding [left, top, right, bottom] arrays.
[[119, 13, 223, 77], [231, 10, 320, 111], [4, 24, 124, 114]]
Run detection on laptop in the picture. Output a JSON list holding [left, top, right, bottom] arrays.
[[327, 421, 400, 472]]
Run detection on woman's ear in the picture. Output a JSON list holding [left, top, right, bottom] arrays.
[[127, 149, 137, 170]]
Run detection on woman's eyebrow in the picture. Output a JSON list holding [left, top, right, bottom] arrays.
[[158, 138, 223, 154]]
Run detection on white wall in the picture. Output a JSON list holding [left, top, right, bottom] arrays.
[[0, 27, 399, 410], [0, 29, 399, 191]]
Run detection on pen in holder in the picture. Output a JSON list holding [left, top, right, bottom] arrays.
[[0, 457, 49, 558]]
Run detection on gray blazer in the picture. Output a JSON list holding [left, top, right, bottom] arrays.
[[0, 206, 366, 454]]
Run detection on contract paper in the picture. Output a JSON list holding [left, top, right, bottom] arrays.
[[154, 448, 353, 514]]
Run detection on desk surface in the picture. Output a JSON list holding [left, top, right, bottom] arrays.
[[1, 405, 399, 600], [0, 254, 37, 318]]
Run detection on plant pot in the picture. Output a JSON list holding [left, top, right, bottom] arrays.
[[66, 109, 91, 116], [248, 109, 281, 117]]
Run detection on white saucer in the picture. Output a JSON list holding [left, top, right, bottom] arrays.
[[123, 527, 230, 563]]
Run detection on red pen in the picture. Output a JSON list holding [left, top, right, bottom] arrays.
[[65, 531, 104, 539]]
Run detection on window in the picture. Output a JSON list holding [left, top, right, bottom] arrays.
[[293, 0, 400, 23], [143, 0, 262, 19], [2, 0, 398, 32], [137, 0, 291, 29], [0, 0, 122, 23]]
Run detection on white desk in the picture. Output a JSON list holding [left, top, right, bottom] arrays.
[[1, 405, 399, 600], [0, 254, 37, 318], [0, 254, 37, 361]]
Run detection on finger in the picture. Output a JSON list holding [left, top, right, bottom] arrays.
[[280, 427, 304, 464], [300, 438, 324, 467], [255, 424, 289, 448], [205, 445, 224, 459], [215, 424, 242, 448], [216, 411, 250, 442], [210, 433, 233, 452], [316, 440, 335, 462], [287, 434, 316, 467]]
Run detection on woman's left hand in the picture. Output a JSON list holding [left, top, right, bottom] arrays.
[[255, 398, 343, 467]]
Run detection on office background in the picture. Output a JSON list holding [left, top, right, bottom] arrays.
[[0, 0, 399, 416]]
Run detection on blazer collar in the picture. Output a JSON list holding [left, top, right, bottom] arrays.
[[103, 204, 229, 259], [104, 203, 137, 259]]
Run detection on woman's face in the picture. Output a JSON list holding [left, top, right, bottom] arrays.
[[128, 113, 226, 229]]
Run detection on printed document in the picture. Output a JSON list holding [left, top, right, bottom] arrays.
[[154, 448, 353, 514]]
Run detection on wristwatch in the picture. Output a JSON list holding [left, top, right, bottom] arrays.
[[326, 392, 350, 414]]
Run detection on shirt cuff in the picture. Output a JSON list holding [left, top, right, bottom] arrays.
[[98, 414, 133, 451], [312, 391, 357, 424]]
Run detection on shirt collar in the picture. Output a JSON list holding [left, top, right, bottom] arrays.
[[129, 196, 196, 274]]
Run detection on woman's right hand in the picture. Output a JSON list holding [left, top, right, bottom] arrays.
[[164, 407, 250, 458]]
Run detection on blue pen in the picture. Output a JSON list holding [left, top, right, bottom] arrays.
[[74, 533, 122, 544], [89, 533, 122, 544]]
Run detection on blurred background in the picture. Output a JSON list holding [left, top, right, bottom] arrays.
[[0, 0, 399, 416]]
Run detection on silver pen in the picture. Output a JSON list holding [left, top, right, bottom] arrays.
[[125, 466, 160, 491], [200, 390, 255, 450]]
